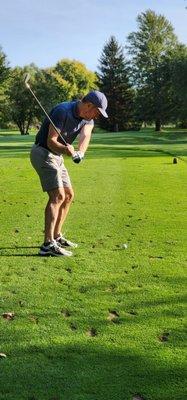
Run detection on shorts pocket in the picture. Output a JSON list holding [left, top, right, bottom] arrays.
[[45, 153, 61, 168]]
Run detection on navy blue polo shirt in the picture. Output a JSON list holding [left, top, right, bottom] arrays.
[[35, 100, 94, 150]]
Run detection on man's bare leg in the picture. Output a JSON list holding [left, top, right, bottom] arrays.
[[54, 187, 74, 239], [45, 188, 65, 243]]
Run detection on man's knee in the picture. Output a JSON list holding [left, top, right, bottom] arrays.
[[65, 187, 74, 204], [48, 188, 65, 204]]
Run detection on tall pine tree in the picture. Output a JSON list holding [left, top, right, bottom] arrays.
[[98, 36, 135, 131], [171, 44, 187, 127], [127, 10, 179, 131]]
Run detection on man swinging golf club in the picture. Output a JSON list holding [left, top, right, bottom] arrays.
[[30, 87, 108, 256]]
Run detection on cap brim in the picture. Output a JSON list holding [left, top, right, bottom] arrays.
[[98, 107, 108, 118]]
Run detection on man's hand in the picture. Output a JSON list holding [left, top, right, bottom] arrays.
[[65, 144, 75, 156], [72, 151, 84, 164]]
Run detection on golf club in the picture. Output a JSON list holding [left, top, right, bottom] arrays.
[[23, 73, 83, 163]]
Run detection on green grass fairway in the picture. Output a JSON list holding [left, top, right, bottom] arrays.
[[0, 128, 186, 400]]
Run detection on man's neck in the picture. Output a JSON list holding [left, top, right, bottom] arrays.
[[77, 101, 84, 118]]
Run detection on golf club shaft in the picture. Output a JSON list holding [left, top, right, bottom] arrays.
[[25, 82, 68, 146]]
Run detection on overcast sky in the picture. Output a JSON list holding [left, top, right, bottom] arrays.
[[1, 0, 187, 72]]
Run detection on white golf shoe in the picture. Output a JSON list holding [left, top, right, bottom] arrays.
[[39, 240, 73, 257], [55, 234, 78, 249]]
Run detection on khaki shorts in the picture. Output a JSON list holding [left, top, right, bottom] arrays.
[[30, 144, 72, 192]]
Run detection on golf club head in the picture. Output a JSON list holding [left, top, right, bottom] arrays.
[[24, 73, 31, 88]]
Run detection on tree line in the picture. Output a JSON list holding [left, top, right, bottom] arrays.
[[0, 9, 186, 134]]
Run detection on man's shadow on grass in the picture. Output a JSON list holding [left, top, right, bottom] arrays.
[[0, 245, 40, 257]]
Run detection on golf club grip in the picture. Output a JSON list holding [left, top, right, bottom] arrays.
[[27, 86, 68, 146]]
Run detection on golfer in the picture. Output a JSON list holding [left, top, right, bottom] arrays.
[[30, 91, 108, 257]]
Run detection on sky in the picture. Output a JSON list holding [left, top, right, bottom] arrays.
[[1, 0, 187, 72]]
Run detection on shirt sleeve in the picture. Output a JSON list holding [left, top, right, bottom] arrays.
[[50, 106, 67, 131], [84, 119, 94, 126]]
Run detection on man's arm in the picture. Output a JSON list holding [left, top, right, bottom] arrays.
[[47, 124, 75, 156], [78, 123, 94, 154]]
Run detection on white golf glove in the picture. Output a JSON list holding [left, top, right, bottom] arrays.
[[72, 151, 85, 164]]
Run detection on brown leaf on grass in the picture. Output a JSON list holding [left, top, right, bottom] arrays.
[[57, 277, 64, 283], [98, 239, 104, 244], [129, 310, 137, 316], [0, 353, 7, 358], [79, 286, 88, 293], [107, 310, 120, 322], [159, 332, 170, 342], [2, 312, 15, 320], [61, 309, 71, 318], [66, 267, 72, 274], [70, 323, 77, 331], [105, 283, 116, 292], [149, 255, 163, 260], [29, 316, 39, 324], [87, 327, 97, 337]]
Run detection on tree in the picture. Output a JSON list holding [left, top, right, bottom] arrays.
[[33, 68, 71, 120], [127, 9, 179, 131], [98, 36, 135, 131], [7, 65, 38, 134], [54, 59, 97, 99], [33, 60, 97, 124], [0, 47, 10, 127], [171, 44, 187, 127], [6, 59, 97, 134]]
